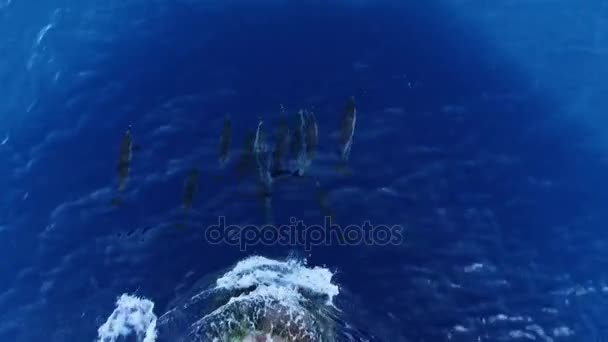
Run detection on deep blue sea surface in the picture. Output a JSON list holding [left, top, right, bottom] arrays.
[[2, 1, 608, 341]]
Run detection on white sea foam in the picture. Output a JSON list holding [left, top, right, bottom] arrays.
[[99, 257, 340, 341], [552, 326, 573, 337], [215, 255, 339, 305], [97, 294, 157, 342], [157, 255, 340, 341]]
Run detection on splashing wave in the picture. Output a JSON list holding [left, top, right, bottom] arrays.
[[97, 256, 347, 341], [158, 256, 340, 341], [97, 294, 158, 342]]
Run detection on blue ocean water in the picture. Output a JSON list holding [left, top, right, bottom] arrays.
[[2, 0, 608, 341]]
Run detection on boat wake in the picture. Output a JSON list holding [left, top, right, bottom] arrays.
[[97, 256, 356, 342]]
